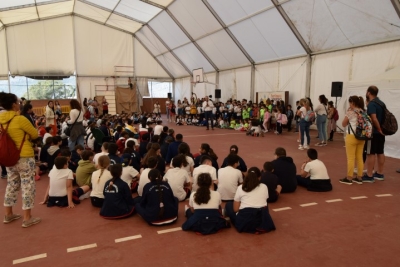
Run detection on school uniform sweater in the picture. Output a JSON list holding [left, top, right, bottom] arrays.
[[272, 156, 297, 193], [100, 178, 134, 218], [135, 181, 178, 224]]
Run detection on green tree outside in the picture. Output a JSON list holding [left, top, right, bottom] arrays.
[[23, 80, 76, 100]]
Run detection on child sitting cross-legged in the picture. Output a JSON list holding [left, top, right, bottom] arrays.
[[90, 155, 112, 208], [39, 157, 89, 208]]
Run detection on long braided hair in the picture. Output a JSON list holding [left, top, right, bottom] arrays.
[[108, 164, 122, 191], [148, 169, 164, 218], [97, 155, 110, 183], [194, 173, 212, 205]]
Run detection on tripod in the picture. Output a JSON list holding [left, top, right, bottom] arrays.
[[335, 96, 344, 133]]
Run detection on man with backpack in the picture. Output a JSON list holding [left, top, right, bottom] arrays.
[[363, 86, 386, 182]]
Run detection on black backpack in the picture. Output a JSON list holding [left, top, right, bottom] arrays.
[[372, 100, 398, 135]]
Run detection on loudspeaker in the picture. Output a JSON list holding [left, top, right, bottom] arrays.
[[167, 93, 172, 99], [331, 82, 343, 97], [215, 89, 221, 99]]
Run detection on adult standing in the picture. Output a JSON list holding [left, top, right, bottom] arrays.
[[297, 98, 311, 150], [102, 98, 109, 115], [67, 99, 86, 151], [339, 96, 366, 185], [153, 101, 161, 116], [202, 96, 214, 130], [0, 92, 40, 227], [92, 97, 99, 116], [21, 103, 35, 127], [45, 100, 57, 136], [327, 101, 337, 141], [363, 86, 386, 182], [314, 95, 328, 146], [166, 98, 171, 122]]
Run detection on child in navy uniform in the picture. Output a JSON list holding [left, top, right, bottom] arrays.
[[260, 162, 281, 203], [100, 164, 135, 219], [135, 169, 179, 226], [108, 143, 123, 165]]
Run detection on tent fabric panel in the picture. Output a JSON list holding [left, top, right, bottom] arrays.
[[168, 0, 222, 40], [192, 72, 216, 99], [229, 8, 306, 63], [84, 0, 119, 11], [0, 6, 38, 25], [0, 0, 34, 9], [351, 41, 400, 81], [37, 1, 74, 19], [74, 16, 133, 76], [0, 29, 8, 76], [106, 13, 142, 33], [196, 30, 250, 70], [73, 1, 110, 23], [218, 67, 251, 101], [282, 0, 400, 52], [234, 67, 252, 101], [115, 0, 161, 23], [134, 38, 170, 78], [207, 0, 273, 25], [156, 52, 189, 78], [149, 11, 190, 50], [135, 25, 168, 56], [150, 0, 174, 7], [7, 16, 75, 76], [255, 62, 280, 96], [173, 43, 214, 73], [174, 76, 192, 104]]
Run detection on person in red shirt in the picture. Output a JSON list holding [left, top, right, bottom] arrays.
[[38, 121, 47, 137], [116, 131, 129, 154], [102, 98, 109, 115]]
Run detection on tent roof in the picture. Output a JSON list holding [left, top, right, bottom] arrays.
[[1, 0, 400, 78]]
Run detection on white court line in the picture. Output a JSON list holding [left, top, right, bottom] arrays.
[[326, 199, 343, 203], [184, 133, 243, 137], [115, 235, 142, 243], [351, 196, 368, 200], [300, 202, 318, 207], [273, 207, 292, 212], [67, 243, 97, 253], [13, 253, 47, 265], [157, 227, 182, 234], [376, 194, 393, 197]]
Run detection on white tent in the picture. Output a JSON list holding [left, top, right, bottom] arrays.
[[1, 0, 400, 157], [344, 66, 400, 159]]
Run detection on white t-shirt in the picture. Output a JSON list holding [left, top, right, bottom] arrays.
[[121, 166, 139, 187], [300, 106, 307, 118], [93, 152, 109, 165], [49, 168, 74, 197], [345, 108, 361, 135], [163, 168, 190, 201], [90, 169, 112, 198], [315, 104, 328, 116], [192, 164, 217, 192], [189, 190, 221, 209], [138, 168, 151, 196], [202, 100, 213, 112], [304, 159, 330, 180], [170, 156, 194, 176], [217, 166, 243, 200], [234, 184, 268, 210], [154, 125, 163, 135], [251, 126, 260, 134], [43, 133, 52, 144]]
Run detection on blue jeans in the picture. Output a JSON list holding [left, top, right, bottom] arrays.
[[316, 114, 327, 142], [68, 135, 85, 151], [205, 111, 213, 129], [300, 120, 310, 146]]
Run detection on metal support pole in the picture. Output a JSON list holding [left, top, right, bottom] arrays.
[[250, 64, 255, 102], [305, 54, 312, 98]]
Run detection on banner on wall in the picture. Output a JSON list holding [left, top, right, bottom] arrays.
[[256, 91, 289, 105]]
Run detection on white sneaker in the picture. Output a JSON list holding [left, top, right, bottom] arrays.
[[298, 146, 304, 150], [304, 145, 310, 149], [79, 191, 91, 200]]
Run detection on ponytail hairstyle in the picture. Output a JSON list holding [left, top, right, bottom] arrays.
[[348, 95, 363, 111], [229, 145, 238, 155], [194, 173, 212, 205], [357, 96, 365, 111], [148, 169, 164, 218], [178, 142, 192, 158], [201, 143, 218, 161], [242, 167, 261, 193], [108, 164, 123, 191], [97, 155, 110, 183], [319, 94, 328, 105], [306, 97, 314, 111]]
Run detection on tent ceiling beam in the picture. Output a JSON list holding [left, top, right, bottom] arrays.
[[139, 0, 165, 10], [3, 13, 72, 27], [165, 9, 219, 71], [77, 0, 146, 25], [104, 0, 122, 25], [0, 0, 71, 12], [147, 24, 191, 75], [34, 0, 40, 21], [391, 0, 400, 18], [134, 33, 175, 79], [201, 0, 255, 65], [271, 0, 312, 54], [74, 13, 134, 35]]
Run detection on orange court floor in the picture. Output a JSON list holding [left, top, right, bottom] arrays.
[[1, 121, 400, 267]]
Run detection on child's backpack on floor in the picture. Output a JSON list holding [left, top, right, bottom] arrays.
[[349, 110, 373, 140], [371, 100, 398, 135], [0, 117, 26, 167], [281, 114, 288, 125]]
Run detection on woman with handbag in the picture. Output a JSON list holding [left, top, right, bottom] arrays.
[[67, 100, 86, 151]]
